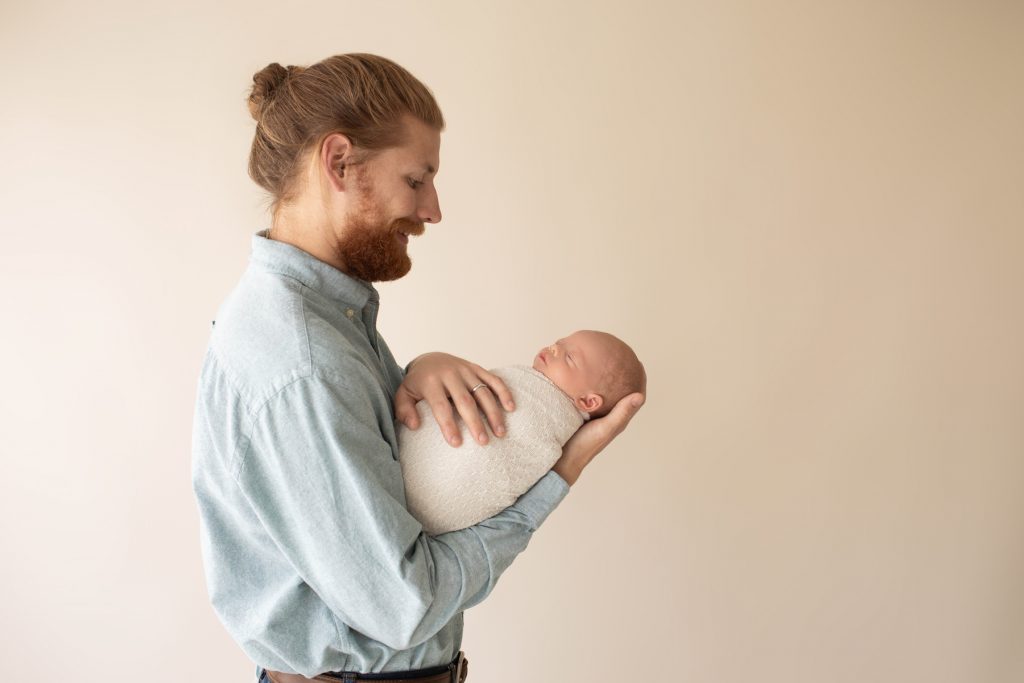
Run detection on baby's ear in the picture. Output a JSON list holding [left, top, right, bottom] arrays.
[[577, 393, 604, 414]]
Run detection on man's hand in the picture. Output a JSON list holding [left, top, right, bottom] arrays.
[[395, 352, 515, 447], [552, 392, 645, 486]]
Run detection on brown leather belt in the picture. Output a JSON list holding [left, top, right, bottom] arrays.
[[265, 651, 468, 683]]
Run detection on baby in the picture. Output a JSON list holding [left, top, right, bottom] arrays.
[[398, 330, 646, 534]]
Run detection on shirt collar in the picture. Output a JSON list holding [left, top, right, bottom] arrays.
[[249, 230, 380, 310]]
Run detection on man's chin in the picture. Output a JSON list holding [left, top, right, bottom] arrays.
[[339, 231, 413, 282], [374, 258, 413, 282]]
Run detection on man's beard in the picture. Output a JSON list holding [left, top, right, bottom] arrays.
[[337, 191, 424, 283]]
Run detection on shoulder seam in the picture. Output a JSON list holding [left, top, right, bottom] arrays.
[[231, 373, 320, 481], [229, 368, 370, 482]]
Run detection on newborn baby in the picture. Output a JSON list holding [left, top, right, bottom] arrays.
[[398, 330, 646, 534]]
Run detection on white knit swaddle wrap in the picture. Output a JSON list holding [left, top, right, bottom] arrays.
[[398, 365, 587, 535]]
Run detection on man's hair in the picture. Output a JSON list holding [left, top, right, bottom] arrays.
[[246, 53, 445, 216], [591, 332, 647, 418]]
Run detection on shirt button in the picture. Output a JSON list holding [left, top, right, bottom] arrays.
[[345, 308, 355, 319]]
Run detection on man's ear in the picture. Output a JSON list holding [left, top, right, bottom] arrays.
[[320, 132, 355, 192], [576, 393, 604, 414]]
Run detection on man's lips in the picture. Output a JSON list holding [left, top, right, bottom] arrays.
[[396, 224, 424, 245]]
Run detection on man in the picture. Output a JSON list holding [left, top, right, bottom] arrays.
[[192, 54, 644, 683]]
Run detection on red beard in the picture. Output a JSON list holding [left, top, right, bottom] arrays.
[[338, 214, 423, 283], [338, 173, 425, 282]]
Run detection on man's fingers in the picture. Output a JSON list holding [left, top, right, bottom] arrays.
[[568, 392, 646, 457], [425, 396, 462, 446], [476, 369, 515, 411], [607, 392, 645, 435], [450, 389, 490, 445], [394, 386, 421, 429], [472, 386, 506, 438], [462, 369, 509, 438], [396, 353, 524, 446]]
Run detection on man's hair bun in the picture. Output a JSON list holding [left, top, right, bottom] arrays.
[[248, 63, 303, 121]]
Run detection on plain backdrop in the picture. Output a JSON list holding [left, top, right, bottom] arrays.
[[2, 1, 1022, 682]]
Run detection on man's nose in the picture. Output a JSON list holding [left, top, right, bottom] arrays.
[[417, 185, 442, 224]]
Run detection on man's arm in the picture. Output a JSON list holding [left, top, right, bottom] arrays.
[[235, 369, 568, 650]]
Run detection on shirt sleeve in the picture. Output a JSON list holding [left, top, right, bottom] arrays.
[[234, 369, 569, 651]]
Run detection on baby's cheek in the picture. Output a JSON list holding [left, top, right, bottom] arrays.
[[539, 367, 568, 393]]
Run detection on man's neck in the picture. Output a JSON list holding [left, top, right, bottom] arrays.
[[270, 207, 349, 274]]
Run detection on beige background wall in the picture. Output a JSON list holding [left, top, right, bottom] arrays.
[[2, 1, 1022, 681]]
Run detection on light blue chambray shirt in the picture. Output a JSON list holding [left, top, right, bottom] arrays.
[[191, 232, 569, 677]]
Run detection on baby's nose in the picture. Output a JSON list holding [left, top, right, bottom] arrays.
[[548, 345, 559, 357]]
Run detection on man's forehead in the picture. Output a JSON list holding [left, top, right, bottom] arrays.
[[373, 143, 439, 176], [393, 146, 439, 174], [399, 116, 441, 171]]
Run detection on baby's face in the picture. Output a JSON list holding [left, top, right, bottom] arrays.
[[532, 330, 611, 414]]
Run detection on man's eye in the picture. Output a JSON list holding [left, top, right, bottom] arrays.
[[407, 178, 423, 189]]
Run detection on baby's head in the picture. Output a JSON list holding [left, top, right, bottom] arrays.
[[531, 330, 646, 418]]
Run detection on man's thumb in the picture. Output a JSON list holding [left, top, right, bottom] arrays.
[[394, 389, 420, 429]]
